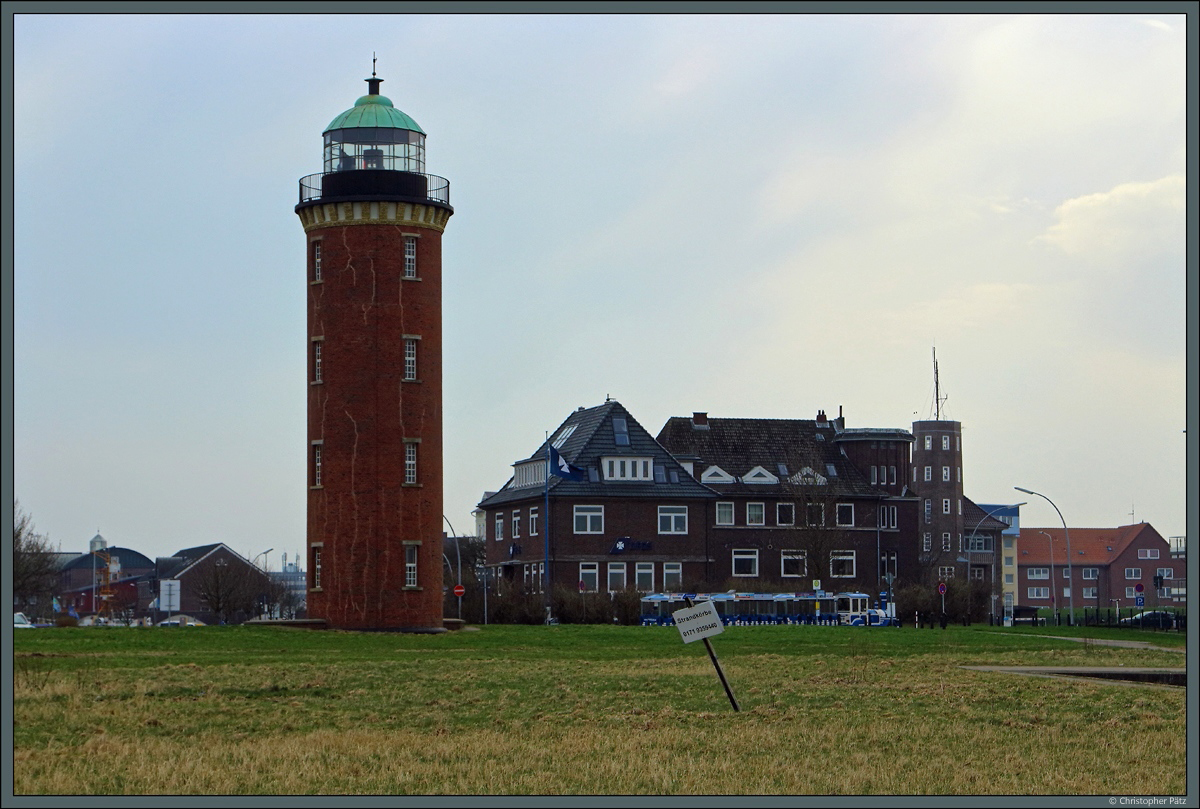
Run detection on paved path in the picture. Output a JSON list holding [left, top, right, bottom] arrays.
[[1038, 634, 1185, 653]]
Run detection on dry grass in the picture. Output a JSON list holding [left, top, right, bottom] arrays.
[[12, 625, 1187, 795]]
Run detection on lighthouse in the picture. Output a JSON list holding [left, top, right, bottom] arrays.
[[295, 70, 452, 631]]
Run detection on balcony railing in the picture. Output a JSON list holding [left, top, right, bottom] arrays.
[[298, 171, 450, 206]]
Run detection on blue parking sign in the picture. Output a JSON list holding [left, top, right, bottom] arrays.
[[1135, 596, 1145, 607]]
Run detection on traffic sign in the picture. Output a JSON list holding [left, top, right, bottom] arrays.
[[453, 584, 466, 598], [937, 582, 947, 595], [1136, 596, 1145, 607], [1134, 582, 1144, 593]]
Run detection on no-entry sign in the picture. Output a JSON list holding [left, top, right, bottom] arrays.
[[453, 584, 465, 597]]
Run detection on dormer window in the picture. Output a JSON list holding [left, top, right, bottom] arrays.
[[603, 457, 653, 481], [743, 466, 779, 485], [701, 465, 736, 484]]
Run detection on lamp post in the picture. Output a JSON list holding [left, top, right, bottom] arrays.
[[251, 548, 274, 569], [250, 549, 273, 618], [443, 516, 463, 620], [1016, 487, 1074, 625], [1039, 531, 1056, 624], [967, 502, 1025, 625]]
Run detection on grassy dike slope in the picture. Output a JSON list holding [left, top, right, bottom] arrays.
[[12, 624, 1186, 795]]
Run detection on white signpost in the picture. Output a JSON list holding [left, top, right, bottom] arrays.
[[159, 579, 181, 624], [675, 597, 739, 712]]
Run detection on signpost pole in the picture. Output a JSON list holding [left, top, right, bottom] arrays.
[[683, 597, 739, 712]]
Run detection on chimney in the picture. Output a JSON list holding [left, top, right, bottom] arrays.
[[692, 412, 709, 430], [816, 410, 827, 424]]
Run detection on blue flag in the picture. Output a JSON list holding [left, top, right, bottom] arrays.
[[549, 446, 586, 481]]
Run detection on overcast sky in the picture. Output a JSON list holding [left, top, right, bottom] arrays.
[[11, 12, 1191, 569]]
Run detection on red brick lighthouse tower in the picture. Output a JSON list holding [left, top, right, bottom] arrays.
[[295, 71, 452, 631]]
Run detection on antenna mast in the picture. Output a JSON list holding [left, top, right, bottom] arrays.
[[932, 347, 946, 420]]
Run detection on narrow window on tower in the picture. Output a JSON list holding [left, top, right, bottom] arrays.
[[312, 338, 323, 384], [403, 338, 418, 381], [404, 441, 418, 485], [312, 240, 323, 283], [311, 442, 323, 488], [312, 547, 322, 589], [404, 542, 420, 588], [403, 236, 417, 279]]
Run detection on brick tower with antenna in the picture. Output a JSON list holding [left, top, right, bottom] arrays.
[[295, 65, 453, 630]]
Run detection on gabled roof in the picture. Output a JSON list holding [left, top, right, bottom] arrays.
[[156, 543, 235, 580], [656, 416, 882, 498], [479, 400, 713, 508], [1015, 523, 1166, 566], [962, 498, 1009, 534]]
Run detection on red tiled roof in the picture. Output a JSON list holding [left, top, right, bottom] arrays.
[[1016, 523, 1163, 566]]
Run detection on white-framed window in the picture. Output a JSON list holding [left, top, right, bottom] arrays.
[[924, 466, 932, 482], [512, 510, 521, 539], [403, 339, 418, 381], [956, 467, 961, 482], [806, 503, 824, 527], [1157, 587, 1171, 599], [404, 442, 417, 485], [1004, 556, 1014, 567], [871, 466, 878, 484], [635, 562, 654, 592], [747, 503, 765, 526], [1082, 587, 1097, 600], [494, 513, 504, 542], [404, 543, 419, 588], [603, 457, 653, 481], [1028, 587, 1050, 599], [970, 567, 985, 581], [836, 503, 854, 527], [957, 499, 962, 516], [1081, 568, 1098, 580], [1156, 567, 1174, 580], [312, 443, 323, 487], [403, 235, 417, 279], [1027, 568, 1049, 580], [1004, 573, 1014, 584], [574, 505, 604, 534], [942, 499, 951, 515], [1125, 568, 1141, 579], [939, 566, 955, 580], [830, 550, 855, 578], [716, 502, 734, 525], [312, 548, 322, 589], [890, 466, 897, 485], [1061, 587, 1071, 599], [924, 436, 932, 450], [923, 533, 931, 552], [942, 435, 950, 450], [942, 533, 951, 552], [1138, 548, 1160, 559], [312, 240, 322, 282], [658, 506, 687, 535], [777, 502, 795, 526], [942, 466, 950, 482], [312, 340, 323, 383], [878, 505, 897, 529], [967, 535, 992, 552], [1063, 568, 1071, 579], [1125, 586, 1137, 598], [880, 551, 897, 577], [781, 551, 807, 578], [732, 549, 759, 577], [579, 563, 598, 593], [924, 499, 931, 524], [529, 507, 539, 536], [663, 562, 682, 591], [607, 562, 626, 592]]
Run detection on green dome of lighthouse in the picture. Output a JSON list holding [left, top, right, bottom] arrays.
[[324, 91, 425, 135]]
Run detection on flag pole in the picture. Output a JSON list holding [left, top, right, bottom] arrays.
[[544, 433, 553, 624]]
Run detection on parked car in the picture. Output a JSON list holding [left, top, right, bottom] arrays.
[[1119, 610, 1175, 629], [14, 612, 35, 629]]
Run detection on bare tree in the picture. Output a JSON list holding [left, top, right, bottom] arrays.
[[13, 500, 58, 619], [193, 559, 258, 624]]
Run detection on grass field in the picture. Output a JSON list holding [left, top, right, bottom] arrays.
[[11, 623, 1187, 796]]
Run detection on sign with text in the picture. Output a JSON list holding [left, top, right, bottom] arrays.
[[674, 600, 724, 644]]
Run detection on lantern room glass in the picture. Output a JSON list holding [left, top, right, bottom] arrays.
[[324, 127, 426, 174]]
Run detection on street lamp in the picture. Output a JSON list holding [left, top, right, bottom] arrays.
[[1039, 531, 1056, 624], [967, 502, 1025, 625], [1016, 487, 1074, 625], [251, 548, 274, 569], [443, 515, 463, 620]]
